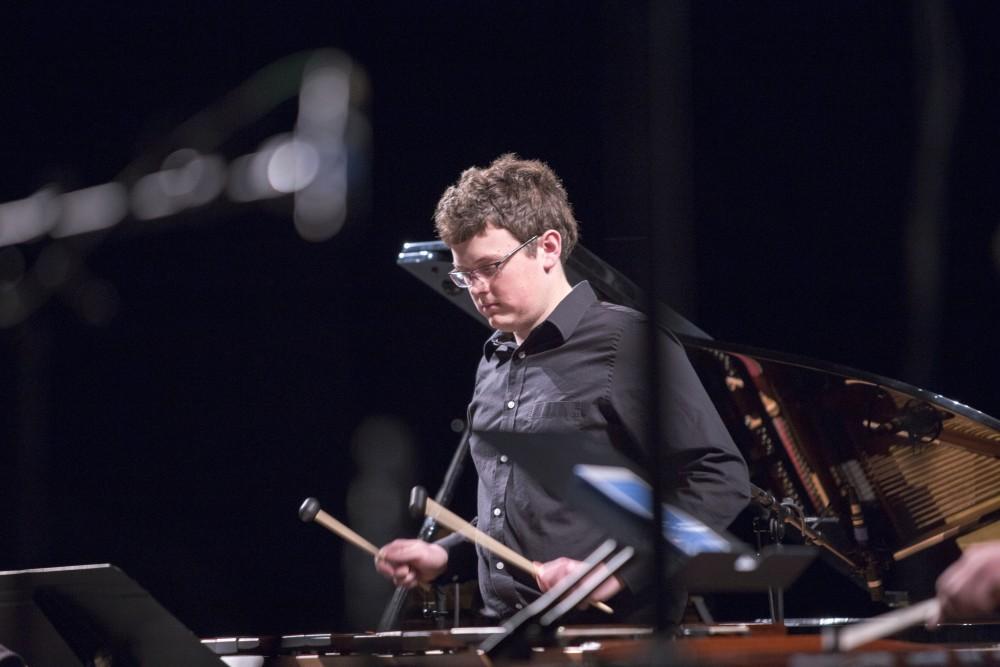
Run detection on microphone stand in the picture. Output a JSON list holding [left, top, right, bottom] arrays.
[[749, 484, 866, 626], [750, 485, 861, 571], [751, 486, 788, 625], [376, 420, 472, 631]]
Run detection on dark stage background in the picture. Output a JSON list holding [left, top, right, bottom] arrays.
[[2, 2, 999, 637]]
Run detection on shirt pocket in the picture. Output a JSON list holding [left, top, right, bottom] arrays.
[[524, 400, 587, 430]]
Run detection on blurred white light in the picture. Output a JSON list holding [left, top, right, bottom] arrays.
[[161, 150, 226, 206], [159, 149, 204, 198], [250, 150, 278, 194], [227, 136, 289, 203], [0, 188, 61, 247], [52, 183, 128, 237], [131, 173, 175, 220], [226, 154, 262, 203], [299, 59, 351, 131], [267, 139, 320, 193], [0, 51, 369, 251], [133, 150, 227, 220], [181, 154, 226, 207], [294, 201, 346, 242], [294, 150, 347, 242], [290, 53, 353, 243]]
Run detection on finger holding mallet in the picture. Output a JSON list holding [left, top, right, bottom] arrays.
[[408, 486, 614, 615], [375, 539, 448, 588]]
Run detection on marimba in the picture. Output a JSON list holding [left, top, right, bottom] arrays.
[[203, 623, 1000, 666]]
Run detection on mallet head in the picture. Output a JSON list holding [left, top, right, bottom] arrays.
[[299, 497, 321, 523], [409, 486, 428, 519]]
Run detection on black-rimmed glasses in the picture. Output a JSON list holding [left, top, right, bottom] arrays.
[[447, 235, 539, 288]]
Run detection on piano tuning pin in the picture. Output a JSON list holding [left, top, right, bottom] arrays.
[[759, 392, 780, 418]]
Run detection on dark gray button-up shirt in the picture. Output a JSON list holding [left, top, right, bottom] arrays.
[[439, 281, 749, 619]]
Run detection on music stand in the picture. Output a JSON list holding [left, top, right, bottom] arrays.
[[0, 563, 225, 667], [477, 430, 815, 593], [478, 539, 637, 658]]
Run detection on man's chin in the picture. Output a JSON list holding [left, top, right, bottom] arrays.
[[486, 314, 513, 332]]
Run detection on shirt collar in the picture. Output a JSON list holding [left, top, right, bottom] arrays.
[[483, 281, 596, 360]]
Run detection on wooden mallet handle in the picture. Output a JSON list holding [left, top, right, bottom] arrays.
[[408, 486, 613, 615], [822, 598, 940, 652], [299, 497, 379, 556]]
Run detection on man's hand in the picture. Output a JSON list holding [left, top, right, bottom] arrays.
[[375, 539, 448, 589], [934, 541, 1000, 622], [534, 557, 623, 603]]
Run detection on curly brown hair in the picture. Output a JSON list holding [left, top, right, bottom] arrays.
[[433, 154, 579, 260]]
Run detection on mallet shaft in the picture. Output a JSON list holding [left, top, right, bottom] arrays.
[[823, 598, 940, 652], [313, 509, 380, 556], [426, 497, 535, 572]]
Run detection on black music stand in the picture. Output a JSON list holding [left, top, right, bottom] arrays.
[[0, 563, 225, 667], [477, 430, 815, 594], [478, 539, 636, 658]]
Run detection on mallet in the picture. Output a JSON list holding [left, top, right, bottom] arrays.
[[408, 486, 613, 615], [299, 497, 379, 557], [821, 598, 940, 652]]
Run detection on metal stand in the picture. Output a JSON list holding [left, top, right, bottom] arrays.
[[376, 420, 473, 631], [750, 484, 828, 626], [753, 511, 786, 626], [417, 582, 465, 629]]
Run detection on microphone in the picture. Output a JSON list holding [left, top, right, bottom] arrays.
[[873, 400, 942, 443], [846, 487, 883, 602], [847, 487, 868, 547]]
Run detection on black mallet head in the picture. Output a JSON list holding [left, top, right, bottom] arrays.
[[299, 497, 321, 523], [409, 486, 428, 519]]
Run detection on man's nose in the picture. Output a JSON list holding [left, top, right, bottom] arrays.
[[468, 274, 490, 294]]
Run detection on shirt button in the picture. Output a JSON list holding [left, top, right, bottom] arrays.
[[515, 603, 523, 610], [493, 507, 502, 517], [496, 561, 505, 570], [517, 351, 526, 360], [499, 455, 508, 463], [506, 400, 515, 409]]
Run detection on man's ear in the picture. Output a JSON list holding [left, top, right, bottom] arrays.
[[539, 229, 562, 270]]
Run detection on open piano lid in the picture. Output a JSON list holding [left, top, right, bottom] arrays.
[[398, 240, 1000, 579]]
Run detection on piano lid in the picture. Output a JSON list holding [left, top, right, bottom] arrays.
[[397, 240, 712, 340], [397, 240, 1000, 589]]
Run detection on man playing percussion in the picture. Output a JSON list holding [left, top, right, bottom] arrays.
[[375, 154, 750, 621]]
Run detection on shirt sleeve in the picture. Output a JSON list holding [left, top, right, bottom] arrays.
[[609, 316, 751, 533], [604, 318, 749, 601]]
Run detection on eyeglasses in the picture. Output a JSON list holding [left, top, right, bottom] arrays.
[[448, 235, 539, 288]]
